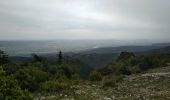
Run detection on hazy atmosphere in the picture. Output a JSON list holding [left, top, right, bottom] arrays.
[[0, 0, 170, 41], [1, 1, 170, 100]]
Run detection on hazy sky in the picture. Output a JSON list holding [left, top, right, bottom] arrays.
[[0, 0, 170, 41]]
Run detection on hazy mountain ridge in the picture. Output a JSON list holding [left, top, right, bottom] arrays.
[[145, 46, 170, 54], [66, 43, 170, 68], [80, 46, 159, 54], [2, 42, 170, 100], [8, 42, 170, 69], [0, 40, 154, 56]]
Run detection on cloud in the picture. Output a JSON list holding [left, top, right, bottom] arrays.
[[0, 0, 169, 40]]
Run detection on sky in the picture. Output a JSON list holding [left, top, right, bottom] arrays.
[[0, 0, 170, 41]]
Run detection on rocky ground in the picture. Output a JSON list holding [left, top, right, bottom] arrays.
[[36, 66, 170, 100]]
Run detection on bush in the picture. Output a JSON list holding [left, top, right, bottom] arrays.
[[0, 50, 9, 66], [98, 65, 114, 76], [0, 66, 5, 76], [89, 70, 102, 81], [117, 52, 135, 61], [120, 65, 132, 75], [59, 64, 74, 79], [131, 66, 142, 73], [0, 75, 32, 100], [40, 80, 69, 93], [137, 54, 166, 71], [102, 75, 122, 87], [103, 79, 117, 87], [2, 63, 22, 75], [14, 67, 49, 92], [43, 63, 77, 79], [113, 62, 132, 75]]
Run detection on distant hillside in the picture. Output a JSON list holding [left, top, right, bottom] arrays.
[[80, 46, 162, 54], [70, 53, 118, 68], [0, 40, 152, 56], [10, 55, 93, 78], [67, 58, 93, 78], [10, 56, 32, 62], [9, 43, 170, 69], [144, 46, 170, 54], [152, 43, 170, 47], [34, 52, 118, 68], [74, 44, 170, 68]]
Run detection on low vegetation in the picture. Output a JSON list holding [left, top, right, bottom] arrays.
[[0, 50, 170, 99]]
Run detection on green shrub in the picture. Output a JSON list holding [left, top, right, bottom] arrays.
[[40, 80, 69, 93], [89, 70, 102, 81], [120, 66, 132, 75], [102, 75, 122, 87], [0, 50, 9, 66], [103, 79, 117, 87], [117, 52, 135, 61], [0, 66, 5, 76], [14, 67, 49, 92], [0, 76, 32, 100], [44, 63, 77, 79], [113, 62, 132, 75], [131, 66, 142, 73], [2, 63, 22, 75]]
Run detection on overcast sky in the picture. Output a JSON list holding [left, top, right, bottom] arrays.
[[0, 0, 170, 41]]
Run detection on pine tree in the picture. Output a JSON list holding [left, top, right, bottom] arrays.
[[58, 50, 63, 64], [32, 53, 43, 62], [0, 50, 9, 66]]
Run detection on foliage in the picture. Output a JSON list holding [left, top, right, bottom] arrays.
[[60, 64, 77, 79], [113, 61, 132, 75], [102, 75, 123, 87], [0, 66, 5, 76], [136, 54, 170, 71], [40, 79, 70, 93], [58, 50, 63, 64], [2, 63, 22, 75], [0, 50, 9, 66], [48, 63, 77, 79], [32, 53, 44, 62], [0, 67, 32, 100], [14, 67, 49, 92], [0, 49, 170, 99], [117, 52, 135, 61], [89, 70, 102, 81], [100, 52, 170, 75]]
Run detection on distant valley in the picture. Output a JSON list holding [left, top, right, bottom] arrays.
[[6, 41, 170, 69]]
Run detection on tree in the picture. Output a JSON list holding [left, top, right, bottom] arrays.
[[59, 64, 76, 79], [0, 50, 9, 66], [113, 61, 132, 75], [58, 50, 63, 64], [31, 53, 43, 62], [117, 52, 135, 61]]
